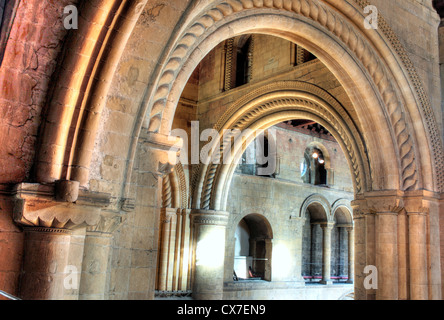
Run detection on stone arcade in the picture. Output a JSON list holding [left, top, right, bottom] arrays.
[[0, 0, 444, 300]]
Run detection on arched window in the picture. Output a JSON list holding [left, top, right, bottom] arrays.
[[294, 44, 317, 66], [302, 145, 329, 186], [224, 35, 254, 90], [235, 36, 253, 87], [301, 202, 328, 282], [331, 204, 354, 283], [233, 214, 273, 281], [331, 214, 348, 281]]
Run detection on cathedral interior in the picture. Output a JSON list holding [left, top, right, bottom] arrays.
[[0, 0, 444, 301]]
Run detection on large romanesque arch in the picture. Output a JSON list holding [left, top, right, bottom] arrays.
[[31, 0, 443, 199], [2, 0, 443, 301]]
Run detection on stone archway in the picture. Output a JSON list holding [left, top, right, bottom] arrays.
[[11, 0, 442, 301], [139, 0, 442, 196], [193, 81, 370, 211], [138, 2, 443, 300]]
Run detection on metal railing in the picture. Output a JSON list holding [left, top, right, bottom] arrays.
[[0, 290, 21, 300]]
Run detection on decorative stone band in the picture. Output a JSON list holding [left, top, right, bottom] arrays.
[[319, 222, 336, 230], [12, 183, 111, 230], [190, 209, 229, 227], [23, 226, 72, 235], [352, 190, 439, 216]]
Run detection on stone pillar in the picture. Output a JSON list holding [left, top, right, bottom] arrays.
[[407, 211, 428, 300], [20, 227, 71, 300], [157, 208, 178, 291], [346, 226, 354, 284], [351, 201, 366, 300], [320, 222, 334, 285], [404, 196, 430, 300], [366, 192, 403, 301], [264, 238, 272, 281], [375, 212, 399, 300], [79, 212, 123, 300], [190, 209, 229, 300], [310, 223, 317, 278]]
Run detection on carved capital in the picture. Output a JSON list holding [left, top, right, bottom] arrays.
[[320, 222, 335, 230], [402, 190, 439, 216], [362, 191, 404, 215], [13, 183, 110, 230], [190, 209, 229, 227], [161, 207, 179, 224]]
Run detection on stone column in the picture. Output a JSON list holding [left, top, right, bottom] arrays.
[[157, 208, 178, 291], [310, 223, 317, 278], [320, 222, 334, 285], [375, 212, 399, 300], [20, 227, 71, 300], [404, 197, 429, 300], [190, 209, 229, 300], [346, 226, 354, 284], [79, 212, 123, 300], [407, 211, 428, 300], [264, 238, 272, 281], [351, 200, 366, 300], [404, 191, 441, 300], [367, 192, 403, 301]]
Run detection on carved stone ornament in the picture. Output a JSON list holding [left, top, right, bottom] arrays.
[[190, 209, 229, 227], [13, 183, 111, 230]]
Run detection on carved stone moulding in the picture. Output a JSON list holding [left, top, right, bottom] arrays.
[[351, 189, 440, 216], [12, 183, 111, 231], [190, 209, 229, 227]]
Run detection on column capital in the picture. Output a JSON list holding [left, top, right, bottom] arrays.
[[320, 222, 335, 230], [353, 191, 404, 215], [12, 183, 111, 231], [190, 209, 229, 227], [402, 190, 440, 215]]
